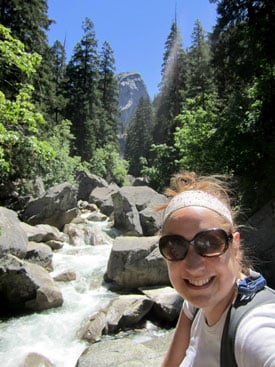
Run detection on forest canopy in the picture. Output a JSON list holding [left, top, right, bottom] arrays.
[[0, 0, 274, 216]]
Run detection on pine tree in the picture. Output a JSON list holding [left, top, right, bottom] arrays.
[[98, 41, 119, 147], [64, 17, 100, 161], [124, 96, 153, 176], [153, 21, 187, 145], [49, 40, 68, 125], [210, 0, 275, 211], [186, 20, 214, 101]]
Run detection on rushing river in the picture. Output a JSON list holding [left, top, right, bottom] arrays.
[[0, 230, 116, 367]]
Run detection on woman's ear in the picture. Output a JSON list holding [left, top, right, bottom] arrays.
[[233, 231, 240, 247], [232, 231, 241, 263]]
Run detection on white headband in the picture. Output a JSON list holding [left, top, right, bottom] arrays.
[[163, 190, 233, 224]]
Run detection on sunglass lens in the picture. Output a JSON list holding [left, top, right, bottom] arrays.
[[195, 230, 227, 256], [159, 235, 188, 261]]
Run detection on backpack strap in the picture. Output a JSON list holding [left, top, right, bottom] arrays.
[[220, 286, 275, 367]]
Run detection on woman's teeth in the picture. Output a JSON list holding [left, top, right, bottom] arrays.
[[188, 278, 211, 286]]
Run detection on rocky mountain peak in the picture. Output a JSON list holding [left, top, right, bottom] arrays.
[[117, 72, 149, 133]]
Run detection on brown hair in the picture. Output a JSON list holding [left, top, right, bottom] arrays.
[[160, 171, 235, 226]]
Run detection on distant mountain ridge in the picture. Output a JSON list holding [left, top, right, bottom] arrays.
[[117, 72, 149, 133]]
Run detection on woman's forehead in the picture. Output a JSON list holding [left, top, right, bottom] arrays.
[[163, 207, 225, 232]]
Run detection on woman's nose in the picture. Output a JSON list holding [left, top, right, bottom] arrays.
[[182, 246, 206, 272]]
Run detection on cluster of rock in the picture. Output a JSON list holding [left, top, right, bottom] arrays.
[[0, 173, 179, 365], [1, 171, 274, 366]]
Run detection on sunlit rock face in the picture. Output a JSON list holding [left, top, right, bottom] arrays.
[[117, 72, 149, 133]]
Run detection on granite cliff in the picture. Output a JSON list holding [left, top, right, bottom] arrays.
[[117, 72, 149, 133]]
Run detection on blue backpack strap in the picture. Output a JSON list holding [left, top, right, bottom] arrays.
[[220, 283, 275, 367]]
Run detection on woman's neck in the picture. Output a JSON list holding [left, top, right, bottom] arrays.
[[203, 285, 238, 326]]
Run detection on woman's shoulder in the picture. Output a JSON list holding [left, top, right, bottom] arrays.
[[235, 303, 275, 367]]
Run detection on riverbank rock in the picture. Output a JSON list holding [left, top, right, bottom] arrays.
[[0, 206, 28, 258], [240, 199, 275, 288], [25, 242, 53, 270], [20, 222, 67, 244], [21, 352, 54, 367], [82, 294, 154, 342], [77, 172, 109, 201], [139, 286, 183, 323], [77, 330, 174, 367], [63, 222, 113, 246], [0, 254, 63, 314], [89, 184, 119, 217], [20, 182, 78, 230], [104, 236, 170, 289], [111, 186, 167, 236]]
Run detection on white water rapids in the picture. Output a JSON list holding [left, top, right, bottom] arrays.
[[0, 223, 116, 367]]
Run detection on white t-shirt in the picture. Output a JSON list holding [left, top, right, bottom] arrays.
[[180, 300, 275, 367]]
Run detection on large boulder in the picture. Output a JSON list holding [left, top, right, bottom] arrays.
[[0, 207, 28, 258], [240, 200, 275, 288], [77, 172, 108, 201], [111, 186, 167, 236], [89, 184, 119, 217], [104, 236, 170, 289], [82, 294, 153, 342], [20, 222, 67, 243], [0, 254, 63, 314], [139, 286, 183, 323], [20, 182, 78, 230], [25, 242, 53, 270], [77, 332, 174, 367]]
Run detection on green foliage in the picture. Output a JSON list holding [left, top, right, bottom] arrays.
[[64, 18, 100, 161], [0, 0, 57, 117], [90, 144, 129, 186], [98, 41, 119, 147], [0, 26, 55, 185], [141, 144, 179, 192], [0, 85, 55, 183], [43, 119, 86, 188], [187, 20, 215, 98], [124, 96, 153, 176], [0, 25, 41, 76], [209, 0, 275, 212], [174, 94, 218, 173], [153, 21, 187, 145]]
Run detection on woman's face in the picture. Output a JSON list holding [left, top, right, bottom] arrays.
[[162, 206, 241, 317]]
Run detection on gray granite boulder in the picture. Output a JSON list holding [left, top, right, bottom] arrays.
[[25, 242, 53, 270], [0, 207, 28, 258], [76, 331, 174, 367], [82, 294, 154, 342], [89, 184, 119, 217], [240, 199, 275, 288], [20, 182, 78, 230], [139, 286, 183, 323], [0, 254, 63, 314], [77, 172, 108, 201], [104, 236, 170, 289], [111, 186, 167, 236]]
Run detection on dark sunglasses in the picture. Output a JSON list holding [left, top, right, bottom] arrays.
[[159, 228, 233, 261]]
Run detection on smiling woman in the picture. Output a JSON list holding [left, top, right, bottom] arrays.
[[159, 171, 275, 367]]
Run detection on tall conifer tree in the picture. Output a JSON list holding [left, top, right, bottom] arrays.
[[153, 21, 187, 145], [210, 0, 275, 210], [64, 18, 99, 161], [98, 41, 119, 147], [49, 40, 68, 125], [187, 20, 214, 101], [124, 96, 153, 176]]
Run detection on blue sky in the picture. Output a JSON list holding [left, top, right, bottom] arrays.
[[47, 0, 217, 98]]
